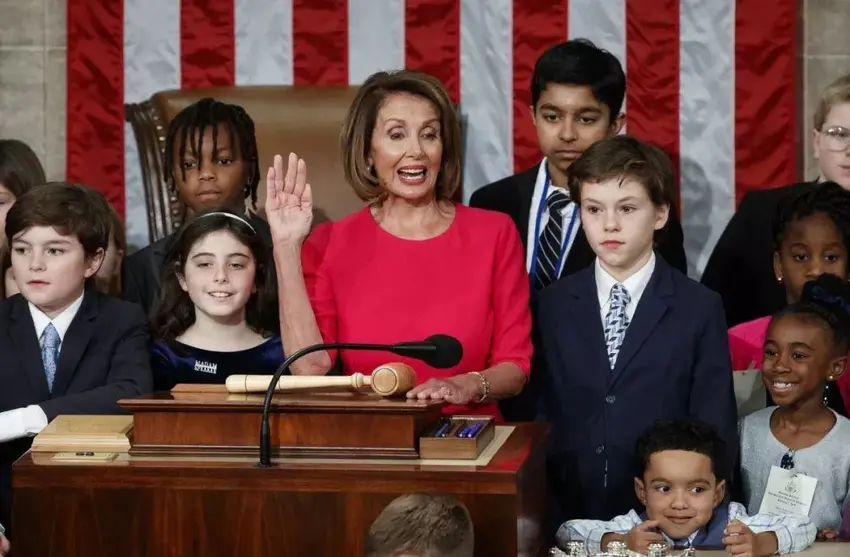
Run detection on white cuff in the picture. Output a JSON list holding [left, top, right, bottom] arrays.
[[0, 405, 48, 443]]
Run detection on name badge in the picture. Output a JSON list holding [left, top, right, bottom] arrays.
[[758, 465, 818, 517]]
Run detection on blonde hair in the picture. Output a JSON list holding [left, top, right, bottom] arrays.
[[340, 70, 463, 203], [814, 74, 850, 130]]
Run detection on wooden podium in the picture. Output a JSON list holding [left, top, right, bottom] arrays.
[[11, 390, 550, 557]]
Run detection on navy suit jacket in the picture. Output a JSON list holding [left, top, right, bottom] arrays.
[[470, 164, 689, 422], [536, 256, 738, 527], [0, 289, 153, 532]]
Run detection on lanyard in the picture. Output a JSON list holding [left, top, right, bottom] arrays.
[[528, 166, 578, 280]]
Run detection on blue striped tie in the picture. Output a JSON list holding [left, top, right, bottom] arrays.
[[603, 283, 631, 368], [533, 189, 571, 290], [41, 323, 60, 391]]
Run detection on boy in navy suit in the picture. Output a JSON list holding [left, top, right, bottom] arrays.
[[537, 136, 737, 529], [470, 39, 687, 422], [0, 183, 153, 534]]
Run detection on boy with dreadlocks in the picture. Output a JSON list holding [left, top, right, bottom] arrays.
[[122, 97, 272, 315]]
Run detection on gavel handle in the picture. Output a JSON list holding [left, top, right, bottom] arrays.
[[225, 373, 370, 393]]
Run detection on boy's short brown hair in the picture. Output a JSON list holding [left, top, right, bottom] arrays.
[[340, 70, 463, 204], [5, 182, 111, 257], [567, 135, 675, 208], [814, 74, 850, 131], [366, 494, 474, 557]]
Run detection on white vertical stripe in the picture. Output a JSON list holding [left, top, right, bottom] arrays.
[[348, 0, 405, 84], [459, 0, 513, 201], [123, 0, 181, 251], [567, 0, 627, 119], [235, 0, 293, 85], [679, 0, 735, 278]]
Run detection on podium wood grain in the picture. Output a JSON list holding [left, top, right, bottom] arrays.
[[11, 423, 549, 557], [121, 391, 445, 459]]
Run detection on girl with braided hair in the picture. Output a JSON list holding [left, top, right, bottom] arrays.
[[729, 181, 850, 414]]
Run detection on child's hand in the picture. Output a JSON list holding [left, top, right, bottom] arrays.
[[624, 520, 664, 553], [0, 533, 9, 556], [817, 527, 840, 541], [723, 519, 778, 557]]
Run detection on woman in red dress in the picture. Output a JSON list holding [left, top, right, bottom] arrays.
[[266, 70, 532, 418]]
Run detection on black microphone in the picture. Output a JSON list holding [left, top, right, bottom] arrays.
[[258, 335, 463, 467]]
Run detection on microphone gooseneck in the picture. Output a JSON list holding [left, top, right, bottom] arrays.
[[257, 335, 462, 467]]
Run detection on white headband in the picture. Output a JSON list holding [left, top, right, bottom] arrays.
[[197, 211, 257, 234]]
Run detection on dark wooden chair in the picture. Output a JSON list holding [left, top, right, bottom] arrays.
[[125, 85, 364, 242]]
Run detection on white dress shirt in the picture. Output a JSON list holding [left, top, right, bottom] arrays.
[[525, 159, 581, 276], [0, 293, 85, 443], [595, 252, 656, 322], [557, 501, 816, 555]]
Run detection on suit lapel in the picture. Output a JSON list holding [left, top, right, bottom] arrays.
[[515, 165, 538, 253], [561, 226, 595, 276], [51, 290, 99, 396], [566, 268, 611, 375], [8, 296, 51, 397], [609, 259, 673, 388]]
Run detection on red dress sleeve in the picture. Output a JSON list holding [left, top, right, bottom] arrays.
[[487, 217, 533, 375], [301, 222, 338, 346]]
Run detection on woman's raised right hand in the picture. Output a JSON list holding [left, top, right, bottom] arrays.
[[265, 153, 314, 245]]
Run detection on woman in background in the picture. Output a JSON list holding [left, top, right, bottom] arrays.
[[95, 203, 126, 297], [0, 139, 46, 298]]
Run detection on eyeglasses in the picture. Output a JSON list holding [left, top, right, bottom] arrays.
[[820, 126, 850, 152], [780, 449, 795, 470]]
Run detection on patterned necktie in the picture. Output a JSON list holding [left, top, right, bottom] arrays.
[[533, 189, 572, 291], [41, 323, 60, 391], [603, 283, 631, 368]]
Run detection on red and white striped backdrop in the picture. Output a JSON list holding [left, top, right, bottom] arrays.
[[66, 0, 798, 276]]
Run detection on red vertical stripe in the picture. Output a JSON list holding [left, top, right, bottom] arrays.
[[405, 0, 461, 102], [625, 0, 681, 212], [734, 0, 798, 204], [66, 0, 125, 216], [512, 1, 568, 173], [181, 0, 236, 88], [292, 0, 348, 85]]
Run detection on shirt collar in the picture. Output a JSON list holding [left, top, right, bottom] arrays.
[[28, 291, 85, 342], [595, 252, 656, 306]]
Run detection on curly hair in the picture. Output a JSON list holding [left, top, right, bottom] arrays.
[[769, 273, 850, 415], [772, 181, 850, 252]]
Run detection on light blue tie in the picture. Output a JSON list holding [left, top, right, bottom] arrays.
[[41, 323, 60, 391], [603, 283, 631, 368]]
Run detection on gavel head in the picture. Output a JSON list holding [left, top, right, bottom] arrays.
[[370, 363, 417, 396]]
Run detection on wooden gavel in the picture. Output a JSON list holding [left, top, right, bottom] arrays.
[[225, 362, 417, 397]]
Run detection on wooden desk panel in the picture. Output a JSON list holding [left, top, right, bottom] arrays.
[[11, 424, 548, 557]]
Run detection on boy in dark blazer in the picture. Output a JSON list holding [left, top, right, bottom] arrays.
[[469, 39, 687, 284], [470, 39, 687, 421], [0, 183, 153, 534], [536, 136, 737, 530]]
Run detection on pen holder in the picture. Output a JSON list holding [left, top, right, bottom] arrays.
[[418, 416, 495, 460]]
